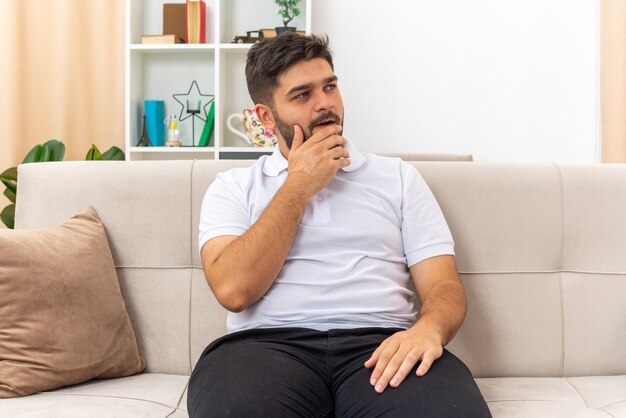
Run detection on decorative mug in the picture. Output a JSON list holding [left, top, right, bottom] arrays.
[[227, 108, 277, 147]]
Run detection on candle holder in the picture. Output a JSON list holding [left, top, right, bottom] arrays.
[[186, 100, 201, 147], [173, 80, 215, 147]]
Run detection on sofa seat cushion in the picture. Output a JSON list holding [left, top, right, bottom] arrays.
[[2, 374, 625, 417], [0, 373, 189, 418], [477, 376, 626, 417]]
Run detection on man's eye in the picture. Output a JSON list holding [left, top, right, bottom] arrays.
[[326, 84, 337, 91], [295, 92, 308, 100]]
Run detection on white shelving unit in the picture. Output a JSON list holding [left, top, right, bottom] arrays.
[[125, 0, 312, 160]]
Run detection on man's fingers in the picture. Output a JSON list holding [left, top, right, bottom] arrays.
[[364, 329, 444, 393], [291, 125, 304, 151], [373, 349, 409, 393], [376, 349, 439, 392], [368, 340, 399, 388], [327, 135, 347, 150], [306, 124, 343, 145], [389, 349, 421, 388], [364, 341, 385, 369], [416, 351, 437, 376], [330, 145, 349, 160]]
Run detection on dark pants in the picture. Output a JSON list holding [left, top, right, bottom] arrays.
[[188, 327, 491, 418]]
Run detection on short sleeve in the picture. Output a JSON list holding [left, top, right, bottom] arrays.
[[400, 163, 455, 267], [198, 172, 250, 254]]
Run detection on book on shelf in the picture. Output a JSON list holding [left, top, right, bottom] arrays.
[[163, 3, 187, 43], [187, 0, 206, 44], [198, 101, 215, 147], [141, 34, 184, 44]]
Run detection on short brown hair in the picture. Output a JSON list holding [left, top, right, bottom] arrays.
[[245, 33, 334, 107]]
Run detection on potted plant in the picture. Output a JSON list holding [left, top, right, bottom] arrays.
[[0, 140, 124, 229], [275, 0, 301, 35]]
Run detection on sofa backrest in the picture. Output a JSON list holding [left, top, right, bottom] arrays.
[[15, 160, 626, 378]]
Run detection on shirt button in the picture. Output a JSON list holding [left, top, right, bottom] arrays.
[[316, 195, 322, 202]]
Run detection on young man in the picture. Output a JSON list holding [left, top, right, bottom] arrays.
[[189, 33, 491, 417]]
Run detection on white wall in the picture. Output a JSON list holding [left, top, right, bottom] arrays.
[[312, 0, 599, 163]]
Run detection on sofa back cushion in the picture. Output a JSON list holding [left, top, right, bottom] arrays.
[[14, 160, 626, 378]]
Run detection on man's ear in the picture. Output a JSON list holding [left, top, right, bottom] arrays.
[[255, 104, 276, 131]]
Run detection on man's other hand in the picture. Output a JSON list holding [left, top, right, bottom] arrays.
[[364, 324, 444, 393], [364, 255, 466, 393]]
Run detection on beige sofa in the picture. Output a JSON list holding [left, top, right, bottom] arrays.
[[1, 159, 625, 418]]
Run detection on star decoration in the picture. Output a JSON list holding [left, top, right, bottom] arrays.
[[173, 80, 215, 122]]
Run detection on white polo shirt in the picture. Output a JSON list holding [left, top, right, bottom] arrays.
[[198, 140, 454, 333]]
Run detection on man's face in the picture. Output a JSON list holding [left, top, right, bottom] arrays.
[[259, 58, 344, 150]]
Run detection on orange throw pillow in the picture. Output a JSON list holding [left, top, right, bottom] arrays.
[[0, 206, 145, 398]]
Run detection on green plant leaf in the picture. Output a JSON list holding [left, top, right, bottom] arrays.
[[0, 178, 16, 197], [43, 139, 65, 161], [0, 176, 17, 193], [102, 146, 125, 161], [21, 140, 65, 164], [276, 0, 300, 19], [0, 167, 17, 182], [22, 144, 51, 164], [3, 186, 16, 204], [85, 145, 103, 161], [0, 166, 17, 200], [0, 167, 17, 203], [0, 203, 15, 229]]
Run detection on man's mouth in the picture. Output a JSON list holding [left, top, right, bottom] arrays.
[[316, 119, 336, 127], [307, 112, 342, 137]]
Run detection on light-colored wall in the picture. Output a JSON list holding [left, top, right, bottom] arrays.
[[312, 0, 599, 163], [0, 0, 605, 173]]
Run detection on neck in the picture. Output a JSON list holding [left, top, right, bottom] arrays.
[[278, 141, 290, 160]]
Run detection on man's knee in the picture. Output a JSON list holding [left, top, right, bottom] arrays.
[[188, 379, 297, 418], [187, 342, 332, 418], [399, 350, 491, 417], [334, 350, 491, 418]]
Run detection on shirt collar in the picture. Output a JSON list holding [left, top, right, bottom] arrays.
[[262, 138, 366, 177]]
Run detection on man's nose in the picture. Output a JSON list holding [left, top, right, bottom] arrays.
[[313, 90, 335, 112]]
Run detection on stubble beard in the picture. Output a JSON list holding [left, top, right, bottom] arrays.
[[273, 110, 344, 150]]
